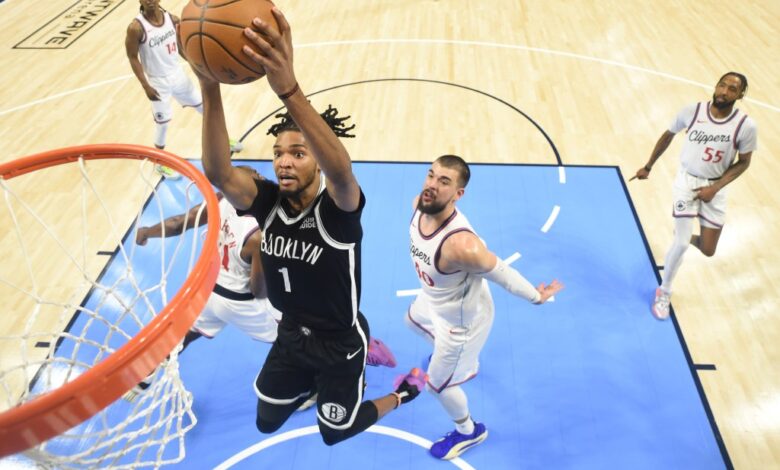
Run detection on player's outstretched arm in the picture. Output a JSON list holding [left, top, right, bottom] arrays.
[[443, 231, 563, 304], [198, 78, 258, 210], [136, 202, 210, 245], [241, 8, 360, 211], [632, 130, 675, 181]]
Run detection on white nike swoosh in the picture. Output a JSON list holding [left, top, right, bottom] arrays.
[[346, 347, 363, 360]]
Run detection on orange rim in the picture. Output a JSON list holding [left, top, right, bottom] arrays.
[[0, 144, 221, 457]]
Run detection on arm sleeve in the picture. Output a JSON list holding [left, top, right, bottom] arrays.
[[479, 258, 541, 303], [669, 103, 698, 134], [736, 117, 758, 153]]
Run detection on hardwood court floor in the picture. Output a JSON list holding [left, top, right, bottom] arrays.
[[0, 1, 778, 467]]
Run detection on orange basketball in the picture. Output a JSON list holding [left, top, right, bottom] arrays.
[[179, 0, 279, 85]]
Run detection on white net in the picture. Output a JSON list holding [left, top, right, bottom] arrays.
[[0, 151, 217, 468]]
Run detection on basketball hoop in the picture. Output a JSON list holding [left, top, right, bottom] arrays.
[[0, 144, 220, 466]]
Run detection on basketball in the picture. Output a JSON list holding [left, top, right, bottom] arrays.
[[179, 0, 279, 85]]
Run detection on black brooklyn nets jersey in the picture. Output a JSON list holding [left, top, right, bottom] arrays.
[[239, 177, 365, 331]]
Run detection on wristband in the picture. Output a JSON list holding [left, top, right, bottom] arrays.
[[277, 82, 299, 100], [391, 392, 402, 409], [644, 164, 652, 172]]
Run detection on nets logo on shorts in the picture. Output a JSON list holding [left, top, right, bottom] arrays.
[[675, 200, 688, 212], [321, 403, 347, 422]]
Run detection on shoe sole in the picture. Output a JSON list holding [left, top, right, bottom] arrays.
[[651, 289, 670, 320], [651, 307, 670, 320], [438, 429, 488, 460]]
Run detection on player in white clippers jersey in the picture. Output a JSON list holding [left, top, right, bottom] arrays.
[[135, 166, 281, 351], [125, 1, 236, 179], [406, 155, 563, 460], [632, 72, 757, 321]]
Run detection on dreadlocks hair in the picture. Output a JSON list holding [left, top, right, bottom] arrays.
[[718, 71, 749, 95], [266, 105, 356, 138], [435, 154, 471, 188]]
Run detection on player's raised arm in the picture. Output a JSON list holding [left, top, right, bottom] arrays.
[[197, 78, 258, 210], [442, 231, 563, 304], [241, 7, 360, 212]]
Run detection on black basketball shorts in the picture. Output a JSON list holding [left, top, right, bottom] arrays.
[[254, 314, 370, 430]]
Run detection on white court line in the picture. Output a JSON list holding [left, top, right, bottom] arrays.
[[396, 288, 421, 297], [558, 166, 566, 184], [503, 251, 522, 264], [396, 252, 521, 297], [215, 425, 475, 470], [2, 38, 779, 116], [295, 39, 780, 113], [0, 75, 133, 117], [541, 205, 560, 233]]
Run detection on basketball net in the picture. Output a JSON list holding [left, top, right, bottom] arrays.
[[0, 145, 220, 468]]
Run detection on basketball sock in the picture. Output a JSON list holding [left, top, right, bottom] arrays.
[[455, 415, 475, 435], [432, 385, 471, 428], [154, 121, 169, 149], [194, 103, 203, 114], [661, 216, 694, 295]]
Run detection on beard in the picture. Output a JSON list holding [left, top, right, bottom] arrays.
[[416, 191, 447, 215], [279, 187, 301, 198], [712, 93, 737, 110]]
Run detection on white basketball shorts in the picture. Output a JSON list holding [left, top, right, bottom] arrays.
[[148, 68, 202, 123], [672, 168, 727, 229], [407, 286, 495, 392], [192, 293, 281, 343]]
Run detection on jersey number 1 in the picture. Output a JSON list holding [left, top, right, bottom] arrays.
[[278, 267, 292, 293]]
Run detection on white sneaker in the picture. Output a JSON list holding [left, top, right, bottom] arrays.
[[154, 164, 181, 180], [122, 383, 147, 402], [229, 139, 243, 153], [651, 288, 671, 320]]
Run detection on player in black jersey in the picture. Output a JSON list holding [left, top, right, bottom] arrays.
[[193, 7, 425, 445]]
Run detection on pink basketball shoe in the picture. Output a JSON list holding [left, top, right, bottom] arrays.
[[366, 337, 397, 368]]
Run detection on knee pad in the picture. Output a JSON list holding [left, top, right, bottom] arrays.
[[256, 416, 283, 434], [317, 401, 378, 446], [319, 428, 345, 447]]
